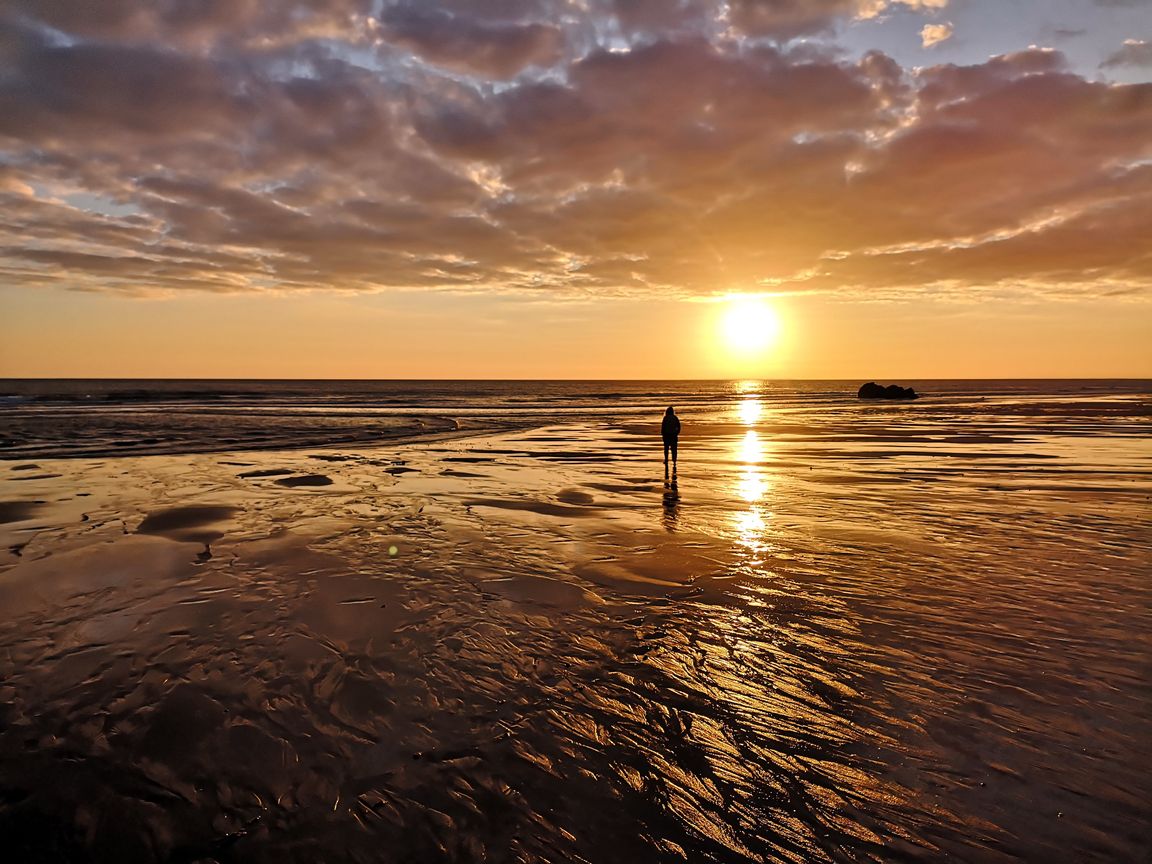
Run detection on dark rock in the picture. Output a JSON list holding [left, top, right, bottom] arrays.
[[858, 382, 919, 400]]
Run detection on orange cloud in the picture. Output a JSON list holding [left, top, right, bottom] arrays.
[[0, 3, 1147, 304], [920, 22, 954, 48]]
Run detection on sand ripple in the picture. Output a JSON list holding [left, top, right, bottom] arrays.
[[0, 394, 1149, 862]]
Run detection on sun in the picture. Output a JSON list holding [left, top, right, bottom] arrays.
[[720, 295, 781, 356]]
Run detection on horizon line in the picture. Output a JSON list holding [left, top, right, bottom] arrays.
[[2, 376, 1150, 383]]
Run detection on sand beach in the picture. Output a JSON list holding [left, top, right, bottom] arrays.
[[1, 381, 1150, 862]]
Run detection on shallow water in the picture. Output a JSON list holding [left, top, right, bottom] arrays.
[[1, 386, 1149, 862], [2, 378, 1147, 460]]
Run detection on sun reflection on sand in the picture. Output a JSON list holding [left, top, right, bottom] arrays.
[[734, 501, 771, 556], [738, 471, 767, 503], [734, 508, 766, 539], [733, 419, 771, 552], [737, 431, 767, 503], [739, 429, 762, 464], [738, 398, 762, 426]]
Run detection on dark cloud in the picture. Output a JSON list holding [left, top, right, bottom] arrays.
[[380, 3, 563, 79], [0, 1, 1149, 300], [728, 0, 866, 38], [1102, 39, 1152, 69], [612, 0, 710, 35], [1, 0, 375, 50], [0, 37, 248, 141]]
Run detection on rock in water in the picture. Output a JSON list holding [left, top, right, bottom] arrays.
[[858, 382, 918, 400]]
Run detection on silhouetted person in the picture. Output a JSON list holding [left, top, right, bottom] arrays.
[[661, 406, 681, 474]]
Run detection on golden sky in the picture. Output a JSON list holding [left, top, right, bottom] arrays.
[[0, 0, 1149, 378]]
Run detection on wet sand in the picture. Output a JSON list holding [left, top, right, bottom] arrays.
[[1, 403, 1150, 862]]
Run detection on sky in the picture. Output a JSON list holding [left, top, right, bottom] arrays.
[[0, 0, 1149, 379]]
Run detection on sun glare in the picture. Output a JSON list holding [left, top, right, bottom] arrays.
[[720, 296, 781, 356], [738, 398, 762, 425]]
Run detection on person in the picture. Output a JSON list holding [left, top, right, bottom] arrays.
[[661, 406, 681, 473]]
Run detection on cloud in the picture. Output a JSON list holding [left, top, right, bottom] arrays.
[[0, 169, 35, 198], [0, 0, 377, 51], [0, 38, 249, 141], [726, 0, 949, 39], [0, 1, 1149, 303], [920, 22, 954, 48], [379, 4, 563, 79], [1102, 39, 1152, 69]]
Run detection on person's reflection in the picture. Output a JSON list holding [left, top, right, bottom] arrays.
[[662, 471, 680, 531]]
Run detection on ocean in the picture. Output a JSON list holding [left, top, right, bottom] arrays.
[[2, 378, 1148, 460]]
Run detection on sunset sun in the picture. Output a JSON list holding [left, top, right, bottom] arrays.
[[720, 296, 781, 356]]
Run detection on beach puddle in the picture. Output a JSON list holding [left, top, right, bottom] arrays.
[[479, 573, 605, 609], [275, 474, 334, 488], [237, 468, 295, 478], [0, 500, 46, 524], [136, 504, 240, 543], [0, 534, 199, 619]]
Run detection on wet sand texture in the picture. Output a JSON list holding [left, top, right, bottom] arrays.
[[1, 391, 1150, 863]]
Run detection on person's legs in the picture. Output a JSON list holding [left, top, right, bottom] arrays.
[[663, 440, 670, 468], [671, 438, 678, 465]]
